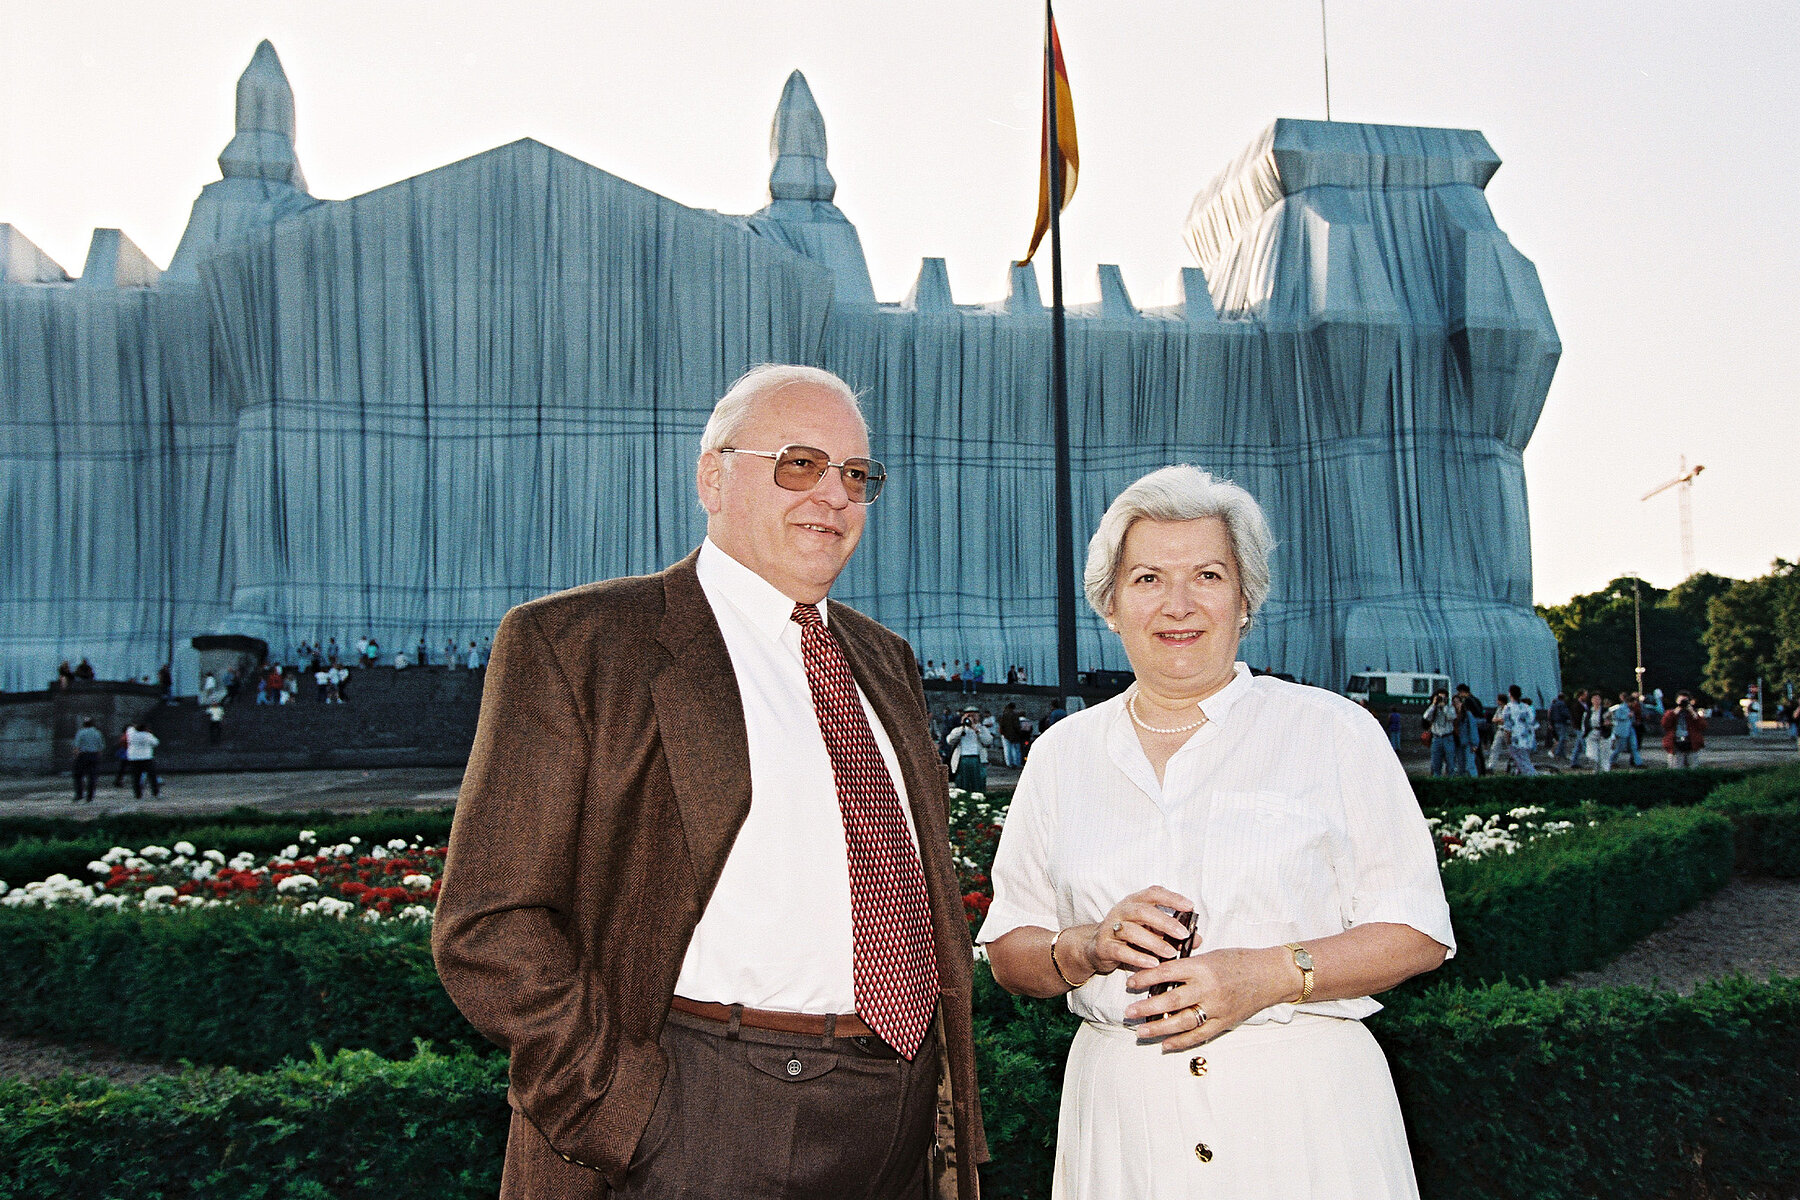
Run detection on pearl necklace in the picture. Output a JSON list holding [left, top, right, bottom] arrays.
[[1127, 687, 1209, 735]]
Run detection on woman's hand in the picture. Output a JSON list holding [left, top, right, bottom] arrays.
[[1068, 886, 1198, 979], [1121, 946, 1293, 1052]]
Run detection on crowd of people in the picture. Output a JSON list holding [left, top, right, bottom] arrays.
[[929, 697, 1072, 790], [920, 658, 1036, 694], [67, 717, 162, 801]]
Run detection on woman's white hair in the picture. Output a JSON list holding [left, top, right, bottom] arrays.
[[698, 364, 866, 456], [1083, 465, 1275, 623]]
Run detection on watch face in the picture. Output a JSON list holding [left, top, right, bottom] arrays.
[[1294, 948, 1315, 971]]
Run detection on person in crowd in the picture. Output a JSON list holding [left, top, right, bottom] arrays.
[[1455, 685, 1486, 776], [1487, 692, 1513, 774], [1423, 689, 1458, 776], [157, 662, 174, 704], [326, 637, 341, 665], [1043, 698, 1068, 731], [1661, 690, 1708, 768], [1567, 688, 1590, 767], [311, 662, 330, 702], [980, 465, 1451, 1197], [71, 717, 104, 802], [394, 647, 411, 669], [74, 658, 95, 681], [923, 659, 937, 681], [55, 661, 75, 690], [1500, 685, 1538, 776], [947, 706, 993, 792], [443, 636, 459, 667], [1000, 701, 1025, 769], [415, 637, 430, 666], [1627, 691, 1647, 765], [969, 659, 985, 694], [1548, 692, 1572, 759], [124, 722, 161, 799], [366, 637, 382, 667], [1578, 692, 1611, 773], [1609, 692, 1637, 769], [1385, 708, 1403, 755], [465, 640, 483, 670], [326, 662, 349, 704], [432, 364, 985, 1198], [354, 635, 370, 665], [1452, 691, 1479, 777]]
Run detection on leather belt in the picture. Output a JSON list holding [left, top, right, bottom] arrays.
[[669, 996, 879, 1040]]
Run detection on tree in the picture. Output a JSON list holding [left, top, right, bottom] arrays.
[[1703, 560, 1799, 704], [1539, 574, 1724, 703]]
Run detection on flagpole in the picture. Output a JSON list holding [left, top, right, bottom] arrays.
[[1045, 0, 1078, 704]]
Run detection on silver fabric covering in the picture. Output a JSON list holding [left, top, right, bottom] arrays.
[[0, 44, 1560, 701]]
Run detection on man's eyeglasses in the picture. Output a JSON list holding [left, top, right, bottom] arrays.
[[720, 444, 887, 504]]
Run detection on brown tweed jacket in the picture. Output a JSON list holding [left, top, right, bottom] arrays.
[[433, 550, 987, 1198]]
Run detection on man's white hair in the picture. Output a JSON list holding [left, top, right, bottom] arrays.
[[1083, 465, 1275, 624], [698, 364, 867, 457]]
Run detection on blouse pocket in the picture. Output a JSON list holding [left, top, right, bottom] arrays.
[[1198, 789, 1331, 926]]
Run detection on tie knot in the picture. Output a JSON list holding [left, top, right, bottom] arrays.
[[791, 602, 824, 630]]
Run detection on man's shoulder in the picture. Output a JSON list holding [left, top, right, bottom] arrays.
[[826, 597, 911, 655], [506, 563, 688, 644]]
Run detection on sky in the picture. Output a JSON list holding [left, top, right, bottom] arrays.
[[3, 0, 1795, 605]]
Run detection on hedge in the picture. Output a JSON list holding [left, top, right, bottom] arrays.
[[1434, 805, 1736, 987], [0, 905, 477, 1070], [5, 974, 1795, 1200], [1411, 766, 1747, 815], [0, 809, 456, 894], [1701, 764, 1800, 876], [0, 805, 453, 849], [0, 1046, 508, 1200]]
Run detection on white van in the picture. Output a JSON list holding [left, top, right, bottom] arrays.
[[1344, 671, 1451, 711]]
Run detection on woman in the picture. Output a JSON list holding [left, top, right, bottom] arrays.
[[1580, 692, 1611, 772], [980, 466, 1453, 1199], [946, 706, 993, 791]]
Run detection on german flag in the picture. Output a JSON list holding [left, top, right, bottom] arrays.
[[1023, 3, 1079, 265]]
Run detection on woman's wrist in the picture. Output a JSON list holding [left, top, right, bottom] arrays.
[[1051, 924, 1098, 988]]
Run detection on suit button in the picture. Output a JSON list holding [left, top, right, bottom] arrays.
[[559, 1153, 572, 1163], [1194, 1143, 1213, 1163], [1188, 1056, 1207, 1077], [786, 1058, 803, 1077]]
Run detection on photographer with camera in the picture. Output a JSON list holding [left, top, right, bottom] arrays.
[[945, 705, 993, 792], [1660, 691, 1708, 768]]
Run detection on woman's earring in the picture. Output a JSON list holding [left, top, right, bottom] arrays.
[[1239, 615, 1249, 628]]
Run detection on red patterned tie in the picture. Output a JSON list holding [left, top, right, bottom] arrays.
[[791, 602, 940, 1060]]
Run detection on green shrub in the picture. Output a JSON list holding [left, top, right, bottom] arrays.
[[0, 904, 477, 1069], [1702, 764, 1800, 876], [1435, 806, 1735, 986], [0, 809, 456, 892], [1411, 766, 1746, 814], [1376, 976, 1800, 1200], [0, 1045, 508, 1200]]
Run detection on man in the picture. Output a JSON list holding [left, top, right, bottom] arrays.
[[1567, 688, 1590, 767], [1661, 690, 1708, 768], [124, 722, 160, 799], [1609, 692, 1637, 769], [1548, 692, 1572, 759], [998, 701, 1024, 769], [1455, 684, 1486, 776], [1423, 689, 1457, 776], [434, 365, 986, 1200], [71, 717, 104, 802]]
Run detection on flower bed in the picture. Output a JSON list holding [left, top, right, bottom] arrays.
[[1, 831, 443, 924]]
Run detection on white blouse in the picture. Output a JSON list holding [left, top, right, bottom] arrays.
[[977, 663, 1456, 1029]]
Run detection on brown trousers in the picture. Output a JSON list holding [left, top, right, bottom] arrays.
[[612, 1008, 939, 1200]]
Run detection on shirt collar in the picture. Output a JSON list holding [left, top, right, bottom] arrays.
[[697, 537, 829, 642], [1194, 662, 1255, 726]]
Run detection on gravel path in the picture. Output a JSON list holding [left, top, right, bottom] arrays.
[[0, 1032, 176, 1086], [1556, 875, 1800, 993]]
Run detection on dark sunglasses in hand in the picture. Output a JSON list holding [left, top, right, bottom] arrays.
[[721, 444, 887, 504]]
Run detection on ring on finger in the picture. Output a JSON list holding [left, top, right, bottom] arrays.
[[1189, 1005, 1207, 1025], [1111, 921, 1123, 934]]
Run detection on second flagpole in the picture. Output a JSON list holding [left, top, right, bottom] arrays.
[[1046, 0, 1078, 703]]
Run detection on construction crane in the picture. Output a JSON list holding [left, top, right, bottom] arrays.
[[1641, 455, 1706, 579]]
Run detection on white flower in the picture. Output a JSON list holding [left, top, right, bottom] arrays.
[[189, 861, 215, 881], [101, 847, 130, 864], [314, 896, 356, 919], [361, 908, 382, 923], [298, 830, 317, 843], [91, 893, 125, 910], [279, 845, 300, 860], [0, 881, 8, 898], [396, 904, 433, 923], [387, 839, 408, 851], [402, 874, 433, 890], [176, 894, 205, 907], [172, 841, 196, 856], [370, 846, 388, 860], [87, 860, 110, 875], [141, 885, 178, 906], [276, 874, 319, 894], [1460, 814, 1484, 833], [124, 856, 150, 872], [204, 850, 226, 864], [228, 852, 257, 871], [139, 845, 171, 860]]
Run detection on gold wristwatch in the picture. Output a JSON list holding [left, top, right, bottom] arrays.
[[1283, 943, 1314, 1004]]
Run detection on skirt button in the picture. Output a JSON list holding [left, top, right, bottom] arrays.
[[1188, 1056, 1207, 1077], [1195, 1143, 1213, 1163]]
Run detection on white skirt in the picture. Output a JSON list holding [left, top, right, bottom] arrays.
[[1053, 1015, 1419, 1200]]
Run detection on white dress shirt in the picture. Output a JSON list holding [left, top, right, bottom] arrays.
[[978, 663, 1455, 1029], [676, 538, 920, 1013]]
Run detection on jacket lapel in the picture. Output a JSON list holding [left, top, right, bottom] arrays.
[[650, 552, 753, 905]]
